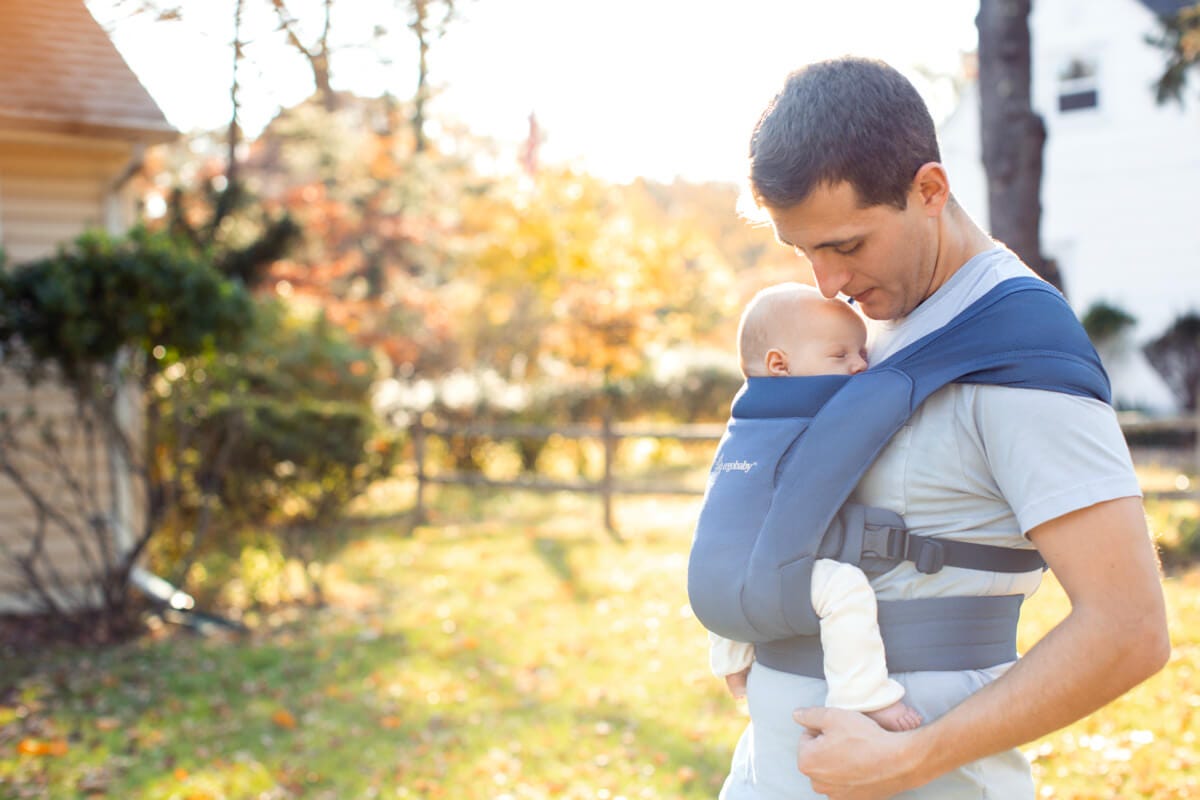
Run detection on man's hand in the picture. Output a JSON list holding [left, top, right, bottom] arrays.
[[724, 666, 751, 698], [793, 706, 919, 800]]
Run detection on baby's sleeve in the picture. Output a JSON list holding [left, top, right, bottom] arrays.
[[708, 631, 755, 677]]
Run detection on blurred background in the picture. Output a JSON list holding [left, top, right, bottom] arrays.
[[0, 1, 1197, 798]]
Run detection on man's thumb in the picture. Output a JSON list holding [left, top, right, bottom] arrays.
[[792, 706, 826, 731]]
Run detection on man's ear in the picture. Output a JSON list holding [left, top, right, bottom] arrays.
[[765, 349, 790, 376], [911, 162, 951, 217]]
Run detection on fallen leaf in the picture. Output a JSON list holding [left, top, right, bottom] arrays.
[[16, 738, 68, 756], [272, 709, 298, 729]]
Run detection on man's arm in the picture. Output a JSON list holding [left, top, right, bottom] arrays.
[[793, 495, 1170, 800]]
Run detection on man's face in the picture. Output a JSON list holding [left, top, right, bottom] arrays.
[[767, 181, 941, 321]]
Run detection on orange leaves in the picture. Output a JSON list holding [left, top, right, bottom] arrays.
[[16, 738, 67, 756], [271, 708, 298, 729]]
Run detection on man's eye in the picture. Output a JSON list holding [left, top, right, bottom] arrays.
[[836, 243, 861, 256]]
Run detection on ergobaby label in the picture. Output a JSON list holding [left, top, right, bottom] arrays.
[[711, 453, 757, 475]]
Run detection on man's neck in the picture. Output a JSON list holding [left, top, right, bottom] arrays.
[[941, 200, 997, 276]]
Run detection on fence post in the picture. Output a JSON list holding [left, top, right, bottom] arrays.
[[412, 417, 427, 528], [1194, 387, 1200, 480], [601, 411, 616, 535]]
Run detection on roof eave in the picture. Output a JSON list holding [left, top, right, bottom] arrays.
[[0, 109, 179, 145]]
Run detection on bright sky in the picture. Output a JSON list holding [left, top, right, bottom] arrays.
[[89, 0, 979, 184]]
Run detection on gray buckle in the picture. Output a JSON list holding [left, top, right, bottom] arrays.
[[861, 525, 907, 564], [910, 538, 945, 574], [861, 526, 945, 574]]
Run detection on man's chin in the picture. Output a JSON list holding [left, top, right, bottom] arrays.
[[853, 291, 893, 320]]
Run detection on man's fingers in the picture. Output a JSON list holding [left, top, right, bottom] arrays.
[[792, 705, 830, 733]]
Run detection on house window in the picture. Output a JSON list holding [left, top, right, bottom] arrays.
[[1058, 58, 1099, 112]]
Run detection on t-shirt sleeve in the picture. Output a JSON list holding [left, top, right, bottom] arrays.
[[972, 386, 1142, 535]]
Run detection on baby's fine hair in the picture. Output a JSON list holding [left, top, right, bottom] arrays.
[[737, 282, 826, 376]]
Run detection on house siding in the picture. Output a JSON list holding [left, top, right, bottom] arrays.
[[0, 139, 127, 262], [0, 137, 139, 612]]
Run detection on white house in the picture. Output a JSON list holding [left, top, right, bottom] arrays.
[[938, 0, 1198, 412]]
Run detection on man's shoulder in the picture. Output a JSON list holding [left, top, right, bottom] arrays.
[[914, 384, 1119, 442], [941, 382, 1117, 419]]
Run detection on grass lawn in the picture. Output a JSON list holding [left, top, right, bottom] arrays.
[[1, 484, 1198, 799]]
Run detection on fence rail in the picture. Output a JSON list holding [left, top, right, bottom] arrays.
[[411, 413, 1200, 532], [411, 417, 724, 533]]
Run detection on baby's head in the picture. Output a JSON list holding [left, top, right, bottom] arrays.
[[737, 282, 868, 378]]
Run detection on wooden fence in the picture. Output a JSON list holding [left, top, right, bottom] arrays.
[[411, 416, 723, 533], [411, 413, 1200, 532]]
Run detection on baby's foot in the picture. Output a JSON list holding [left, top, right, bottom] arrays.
[[865, 700, 922, 732]]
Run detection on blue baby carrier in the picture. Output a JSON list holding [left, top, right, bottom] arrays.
[[687, 276, 1111, 677]]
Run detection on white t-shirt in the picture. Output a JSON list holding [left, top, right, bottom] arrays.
[[720, 246, 1143, 800], [859, 246, 1141, 603]]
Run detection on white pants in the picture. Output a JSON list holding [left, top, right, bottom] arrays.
[[718, 660, 1035, 799]]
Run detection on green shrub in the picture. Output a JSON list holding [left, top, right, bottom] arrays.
[[1081, 301, 1136, 347], [155, 300, 398, 592], [0, 227, 254, 633], [1144, 311, 1200, 411], [0, 227, 252, 382]]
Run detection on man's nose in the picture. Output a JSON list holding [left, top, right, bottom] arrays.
[[809, 257, 849, 299]]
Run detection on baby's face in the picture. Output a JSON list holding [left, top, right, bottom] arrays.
[[780, 302, 869, 377]]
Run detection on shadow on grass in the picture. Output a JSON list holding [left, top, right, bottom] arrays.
[[3, 606, 732, 798], [531, 536, 592, 602], [1, 487, 726, 797]]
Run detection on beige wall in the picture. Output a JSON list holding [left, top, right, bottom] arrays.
[[0, 134, 140, 612], [0, 137, 131, 261]]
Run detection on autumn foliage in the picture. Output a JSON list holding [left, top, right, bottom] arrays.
[[140, 95, 790, 424]]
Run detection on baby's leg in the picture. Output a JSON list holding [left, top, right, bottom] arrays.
[[810, 559, 922, 732]]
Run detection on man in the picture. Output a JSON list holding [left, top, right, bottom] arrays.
[[719, 56, 1170, 800]]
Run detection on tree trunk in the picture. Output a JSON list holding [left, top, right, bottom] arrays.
[[976, 0, 1065, 293], [411, 0, 431, 153]]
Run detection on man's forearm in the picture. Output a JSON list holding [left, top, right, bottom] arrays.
[[900, 601, 1169, 785], [899, 497, 1170, 787], [795, 498, 1169, 799]]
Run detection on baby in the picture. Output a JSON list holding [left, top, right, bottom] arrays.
[[708, 281, 922, 732]]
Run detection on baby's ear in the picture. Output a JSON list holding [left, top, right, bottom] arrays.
[[765, 349, 789, 376]]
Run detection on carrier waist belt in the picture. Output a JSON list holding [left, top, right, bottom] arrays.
[[754, 594, 1023, 678]]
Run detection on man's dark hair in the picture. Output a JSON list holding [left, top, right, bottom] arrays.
[[749, 57, 940, 211]]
